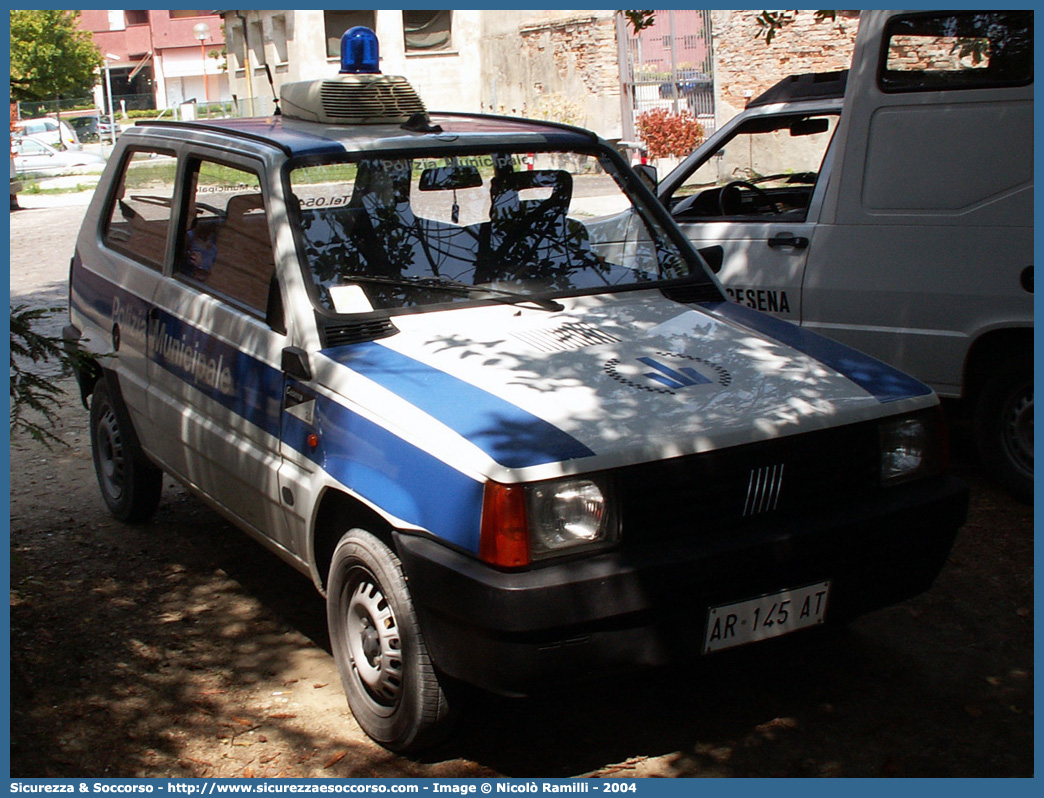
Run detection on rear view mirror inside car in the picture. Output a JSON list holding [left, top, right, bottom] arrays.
[[791, 118, 831, 136]]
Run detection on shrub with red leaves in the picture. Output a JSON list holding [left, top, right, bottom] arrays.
[[636, 107, 704, 159]]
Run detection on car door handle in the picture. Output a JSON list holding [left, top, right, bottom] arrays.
[[768, 233, 809, 250]]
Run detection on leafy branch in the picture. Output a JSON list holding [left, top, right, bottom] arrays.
[[623, 10, 656, 35], [10, 304, 90, 446], [755, 10, 838, 45]]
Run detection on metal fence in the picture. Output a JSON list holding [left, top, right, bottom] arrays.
[[622, 9, 716, 142], [14, 97, 96, 119], [15, 92, 156, 121]]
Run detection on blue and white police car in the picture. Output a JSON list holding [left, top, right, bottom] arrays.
[[66, 29, 968, 752]]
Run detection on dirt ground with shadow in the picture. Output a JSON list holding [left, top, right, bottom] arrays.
[[8, 198, 1035, 778]]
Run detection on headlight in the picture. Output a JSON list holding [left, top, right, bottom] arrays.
[[479, 477, 618, 567], [527, 478, 616, 557], [879, 410, 946, 484]]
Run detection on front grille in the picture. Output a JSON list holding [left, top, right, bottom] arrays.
[[323, 317, 398, 347], [616, 421, 880, 544]]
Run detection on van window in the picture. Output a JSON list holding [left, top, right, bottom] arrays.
[[670, 113, 838, 221], [880, 11, 1033, 93], [103, 148, 178, 271], [178, 159, 276, 317]]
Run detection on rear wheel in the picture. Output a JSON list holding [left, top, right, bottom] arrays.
[[975, 358, 1032, 503], [89, 379, 163, 522], [327, 528, 454, 752]]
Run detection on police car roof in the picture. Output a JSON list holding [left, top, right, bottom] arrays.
[[135, 113, 599, 159]]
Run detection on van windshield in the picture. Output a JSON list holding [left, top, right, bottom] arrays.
[[669, 113, 839, 221], [289, 148, 704, 313]]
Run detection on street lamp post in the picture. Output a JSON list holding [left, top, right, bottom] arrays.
[[193, 22, 211, 105], [104, 53, 119, 151]]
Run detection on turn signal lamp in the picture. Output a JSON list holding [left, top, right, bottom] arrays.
[[479, 482, 531, 568]]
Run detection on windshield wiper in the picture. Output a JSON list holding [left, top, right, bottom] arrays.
[[346, 275, 564, 312]]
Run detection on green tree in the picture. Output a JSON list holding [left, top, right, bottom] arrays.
[[10, 10, 102, 106]]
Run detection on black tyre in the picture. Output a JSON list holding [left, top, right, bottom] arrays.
[[327, 528, 454, 752], [975, 358, 1033, 503], [89, 378, 163, 522]]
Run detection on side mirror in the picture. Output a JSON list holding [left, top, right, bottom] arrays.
[[634, 163, 658, 192], [281, 346, 312, 381]]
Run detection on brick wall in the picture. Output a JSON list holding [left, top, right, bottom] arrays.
[[711, 10, 860, 124], [518, 15, 620, 98], [482, 12, 623, 137]]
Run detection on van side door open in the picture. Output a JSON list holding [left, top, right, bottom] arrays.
[[664, 101, 841, 323]]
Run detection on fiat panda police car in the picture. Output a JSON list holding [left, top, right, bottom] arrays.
[[66, 29, 968, 752]]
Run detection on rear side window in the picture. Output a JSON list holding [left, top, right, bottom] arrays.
[[103, 148, 178, 271], [177, 159, 276, 317], [879, 11, 1033, 93]]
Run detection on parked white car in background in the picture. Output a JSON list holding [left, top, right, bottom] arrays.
[[12, 136, 104, 175], [13, 116, 82, 151]]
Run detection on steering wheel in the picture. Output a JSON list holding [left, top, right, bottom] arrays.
[[718, 180, 781, 216]]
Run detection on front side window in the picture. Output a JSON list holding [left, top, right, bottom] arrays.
[[103, 148, 178, 271], [880, 11, 1033, 92], [15, 138, 50, 156], [177, 160, 276, 317], [290, 148, 702, 314], [667, 113, 838, 222]]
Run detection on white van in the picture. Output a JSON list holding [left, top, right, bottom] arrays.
[[657, 9, 1033, 500]]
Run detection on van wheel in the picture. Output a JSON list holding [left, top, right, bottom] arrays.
[[975, 358, 1032, 503], [89, 379, 163, 522], [327, 529, 454, 752]]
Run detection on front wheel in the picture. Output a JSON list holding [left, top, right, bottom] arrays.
[[975, 358, 1033, 503], [327, 529, 454, 752], [89, 378, 163, 522]]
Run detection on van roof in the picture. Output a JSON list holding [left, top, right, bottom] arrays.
[[746, 70, 848, 109]]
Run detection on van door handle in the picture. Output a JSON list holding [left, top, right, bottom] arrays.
[[768, 233, 809, 250]]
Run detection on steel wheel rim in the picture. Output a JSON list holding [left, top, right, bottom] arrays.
[[96, 404, 125, 501], [1002, 384, 1033, 478], [345, 569, 403, 713]]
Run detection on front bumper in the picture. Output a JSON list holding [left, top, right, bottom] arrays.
[[394, 475, 968, 696]]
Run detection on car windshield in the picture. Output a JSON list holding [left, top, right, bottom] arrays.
[[289, 147, 704, 313]]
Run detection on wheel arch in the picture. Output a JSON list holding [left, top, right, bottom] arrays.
[[312, 488, 397, 593], [63, 331, 104, 410], [963, 326, 1033, 406]]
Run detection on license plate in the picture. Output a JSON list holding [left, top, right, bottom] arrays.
[[703, 581, 831, 654]]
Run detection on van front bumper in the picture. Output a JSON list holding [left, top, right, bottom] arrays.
[[394, 475, 967, 696]]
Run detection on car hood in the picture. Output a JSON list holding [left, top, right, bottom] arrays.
[[317, 290, 933, 482]]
